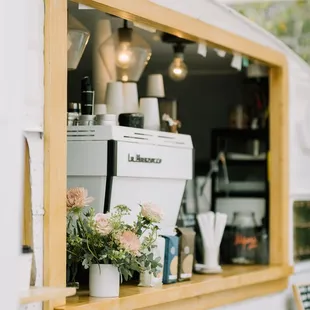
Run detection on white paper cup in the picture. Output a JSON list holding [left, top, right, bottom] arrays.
[[94, 103, 107, 115], [96, 114, 117, 126], [139, 97, 160, 131], [146, 74, 165, 98], [79, 115, 96, 126], [123, 82, 139, 113], [105, 82, 124, 120]]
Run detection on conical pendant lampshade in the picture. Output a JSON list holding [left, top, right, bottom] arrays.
[[99, 20, 152, 82], [67, 13, 90, 71]]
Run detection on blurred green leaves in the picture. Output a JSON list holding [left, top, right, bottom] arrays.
[[232, 0, 310, 62]]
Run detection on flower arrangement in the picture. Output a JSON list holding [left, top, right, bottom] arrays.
[[66, 187, 163, 282]]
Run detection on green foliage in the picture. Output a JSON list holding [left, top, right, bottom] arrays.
[[67, 204, 162, 281], [232, 1, 310, 63]]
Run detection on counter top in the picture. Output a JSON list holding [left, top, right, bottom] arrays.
[[55, 265, 292, 310]]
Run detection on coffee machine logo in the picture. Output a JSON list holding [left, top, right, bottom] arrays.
[[128, 154, 162, 164]]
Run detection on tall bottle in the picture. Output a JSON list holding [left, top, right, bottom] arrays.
[[81, 76, 95, 115]]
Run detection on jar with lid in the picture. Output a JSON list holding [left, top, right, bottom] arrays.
[[231, 211, 258, 264]]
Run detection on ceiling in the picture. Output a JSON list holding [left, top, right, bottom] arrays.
[[69, 2, 240, 75]]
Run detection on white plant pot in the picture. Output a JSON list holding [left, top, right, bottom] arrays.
[[89, 264, 120, 298]]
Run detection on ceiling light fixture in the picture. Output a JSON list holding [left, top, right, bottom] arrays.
[[168, 43, 188, 82], [99, 20, 152, 82], [161, 33, 193, 82]]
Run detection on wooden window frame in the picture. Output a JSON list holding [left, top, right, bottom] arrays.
[[44, 0, 291, 309]]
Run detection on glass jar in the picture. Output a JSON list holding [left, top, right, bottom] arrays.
[[232, 211, 258, 264]]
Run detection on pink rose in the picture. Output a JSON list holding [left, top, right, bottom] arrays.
[[94, 213, 112, 236], [118, 231, 141, 256], [66, 187, 94, 210], [141, 203, 163, 223]]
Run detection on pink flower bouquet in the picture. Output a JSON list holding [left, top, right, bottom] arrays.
[[66, 187, 163, 281]]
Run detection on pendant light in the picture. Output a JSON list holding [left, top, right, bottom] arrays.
[[161, 33, 193, 82], [99, 20, 152, 82], [168, 43, 188, 82], [67, 13, 90, 71]]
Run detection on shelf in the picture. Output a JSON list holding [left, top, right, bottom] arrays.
[[20, 286, 76, 304], [214, 191, 265, 198], [212, 128, 268, 140], [55, 265, 292, 310], [224, 159, 266, 166]]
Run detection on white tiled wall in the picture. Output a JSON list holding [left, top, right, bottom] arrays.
[[22, 0, 310, 309]]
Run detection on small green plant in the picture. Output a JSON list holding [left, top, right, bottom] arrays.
[[66, 188, 163, 281]]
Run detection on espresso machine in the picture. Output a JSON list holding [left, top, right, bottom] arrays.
[[67, 125, 193, 235]]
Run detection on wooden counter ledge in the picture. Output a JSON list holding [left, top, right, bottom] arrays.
[[55, 265, 292, 310], [20, 286, 76, 304]]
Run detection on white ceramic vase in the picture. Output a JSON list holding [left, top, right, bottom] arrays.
[[89, 264, 120, 298]]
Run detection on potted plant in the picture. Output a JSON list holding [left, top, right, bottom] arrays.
[[66, 187, 163, 298]]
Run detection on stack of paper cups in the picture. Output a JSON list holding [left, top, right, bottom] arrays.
[[123, 82, 139, 113], [105, 82, 124, 121], [139, 97, 160, 131], [94, 103, 107, 115], [146, 74, 165, 98], [92, 19, 115, 104]]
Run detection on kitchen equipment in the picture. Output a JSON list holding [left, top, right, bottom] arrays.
[[146, 74, 165, 98], [67, 125, 193, 236], [139, 97, 160, 131], [122, 82, 139, 113], [96, 114, 117, 126], [118, 113, 144, 128]]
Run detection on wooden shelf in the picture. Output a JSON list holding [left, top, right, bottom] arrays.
[[20, 286, 76, 304], [55, 265, 292, 310]]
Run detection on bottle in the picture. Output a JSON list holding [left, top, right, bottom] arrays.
[[81, 76, 95, 115], [231, 212, 258, 264]]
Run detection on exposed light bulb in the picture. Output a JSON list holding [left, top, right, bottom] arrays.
[[116, 42, 134, 69], [121, 74, 129, 82], [168, 55, 188, 81]]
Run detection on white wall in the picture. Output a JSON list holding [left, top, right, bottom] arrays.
[[20, 0, 44, 310], [1, 0, 27, 309], [21, 0, 310, 309]]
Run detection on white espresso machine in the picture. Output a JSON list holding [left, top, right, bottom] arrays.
[[67, 125, 193, 235]]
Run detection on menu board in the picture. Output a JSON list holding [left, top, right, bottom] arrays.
[[293, 284, 310, 310]]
